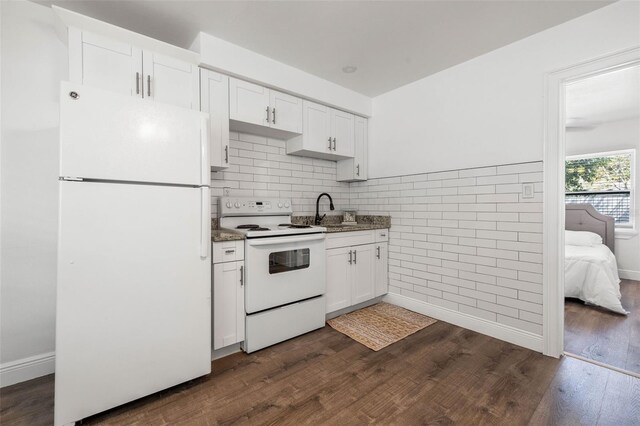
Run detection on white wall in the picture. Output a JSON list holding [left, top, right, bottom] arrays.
[[192, 32, 372, 117], [0, 0, 66, 385], [369, 1, 640, 179], [566, 117, 640, 278]]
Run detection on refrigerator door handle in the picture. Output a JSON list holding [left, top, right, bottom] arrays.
[[200, 116, 210, 186], [200, 186, 210, 259]]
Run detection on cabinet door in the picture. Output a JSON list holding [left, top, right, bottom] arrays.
[[143, 51, 199, 110], [375, 243, 388, 297], [213, 261, 244, 350], [302, 100, 332, 154], [326, 247, 352, 313], [331, 109, 355, 158], [351, 244, 375, 305], [336, 116, 367, 182], [353, 116, 368, 180], [70, 29, 142, 97], [269, 90, 303, 133], [201, 70, 230, 171], [229, 78, 270, 126]]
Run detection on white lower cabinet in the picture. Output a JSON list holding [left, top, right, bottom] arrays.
[[325, 230, 389, 314], [212, 241, 245, 351], [375, 242, 388, 297], [351, 244, 376, 305], [326, 246, 352, 313]]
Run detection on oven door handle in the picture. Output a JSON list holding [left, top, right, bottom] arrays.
[[246, 233, 325, 246]]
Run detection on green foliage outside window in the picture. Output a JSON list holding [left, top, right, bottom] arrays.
[[565, 154, 632, 192]]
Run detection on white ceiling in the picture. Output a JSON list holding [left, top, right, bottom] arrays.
[[566, 65, 640, 129], [35, 0, 613, 97]]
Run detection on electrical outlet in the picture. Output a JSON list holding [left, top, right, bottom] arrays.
[[522, 183, 535, 199]]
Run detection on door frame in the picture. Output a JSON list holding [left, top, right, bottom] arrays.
[[542, 47, 640, 357]]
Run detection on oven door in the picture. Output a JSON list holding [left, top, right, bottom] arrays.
[[245, 233, 326, 314]]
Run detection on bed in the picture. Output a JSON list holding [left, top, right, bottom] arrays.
[[565, 204, 626, 314]]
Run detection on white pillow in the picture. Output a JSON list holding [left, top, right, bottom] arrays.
[[565, 230, 603, 246]]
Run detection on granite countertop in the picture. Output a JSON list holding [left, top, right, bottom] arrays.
[[211, 229, 245, 242], [211, 215, 390, 242], [322, 223, 389, 233]]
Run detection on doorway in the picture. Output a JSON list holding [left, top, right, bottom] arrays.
[[562, 66, 639, 375], [543, 48, 640, 368]]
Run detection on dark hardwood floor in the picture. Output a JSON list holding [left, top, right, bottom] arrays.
[[565, 279, 640, 374], [2, 321, 639, 425]]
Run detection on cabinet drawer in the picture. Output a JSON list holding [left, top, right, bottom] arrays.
[[325, 230, 374, 249], [212, 240, 244, 263], [375, 229, 389, 243]]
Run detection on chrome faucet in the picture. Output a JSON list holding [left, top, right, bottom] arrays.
[[315, 193, 335, 225]]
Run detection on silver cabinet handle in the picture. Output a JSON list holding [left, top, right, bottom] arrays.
[[225, 145, 229, 163], [147, 75, 151, 96], [136, 72, 140, 95], [353, 249, 357, 264], [328, 137, 332, 150], [332, 137, 336, 151], [376, 246, 380, 259], [266, 106, 270, 123], [224, 249, 235, 254], [272, 107, 276, 124], [348, 250, 353, 265], [240, 265, 244, 286], [356, 164, 360, 176]]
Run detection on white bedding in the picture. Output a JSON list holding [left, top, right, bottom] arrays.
[[565, 244, 626, 314]]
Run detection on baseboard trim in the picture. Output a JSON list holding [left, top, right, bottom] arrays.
[[211, 343, 243, 361], [383, 293, 543, 353], [619, 269, 640, 281], [0, 351, 55, 388]]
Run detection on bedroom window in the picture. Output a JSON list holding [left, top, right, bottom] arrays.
[[565, 149, 635, 228]]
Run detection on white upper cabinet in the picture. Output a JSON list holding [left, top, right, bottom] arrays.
[[68, 28, 199, 110], [331, 109, 355, 158], [302, 101, 332, 153], [200, 69, 230, 171], [287, 100, 356, 161], [70, 29, 140, 97], [229, 78, 270, 127], [143, 51, 199, 110], [269, 90, 303, 133], [228, 77, 302, 138], [337, 116, 367, 182]]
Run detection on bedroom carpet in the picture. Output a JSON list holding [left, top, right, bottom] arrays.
[[326, 302, 437, 351], [565, 279, 640, 375]]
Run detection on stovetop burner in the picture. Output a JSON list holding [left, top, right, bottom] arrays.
[[279, 224, 312, 229], [236, 224, 260, 229]]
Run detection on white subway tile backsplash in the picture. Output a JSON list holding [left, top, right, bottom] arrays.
[[211, 132, 349, 217], [350, 161, 543, 336]]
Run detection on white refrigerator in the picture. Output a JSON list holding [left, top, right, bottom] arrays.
[[55, 82, 211, 426]]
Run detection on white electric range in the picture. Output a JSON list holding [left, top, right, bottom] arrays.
[[219, 197, 327, 353]]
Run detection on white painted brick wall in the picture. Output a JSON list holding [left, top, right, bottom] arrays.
[[211, 132, 350, 216], [350, 161, 544, 335]]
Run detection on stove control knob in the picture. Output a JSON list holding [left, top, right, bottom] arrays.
[[284, 201, 290, 208], [226, 201, 232, 208], [234, 202, 240, 208], [278, 202, 283, 208]]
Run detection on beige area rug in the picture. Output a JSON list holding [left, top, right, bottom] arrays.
[[327, 303, 437, 351]]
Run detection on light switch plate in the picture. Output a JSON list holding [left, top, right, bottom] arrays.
[[522, 183, 535, 199]]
